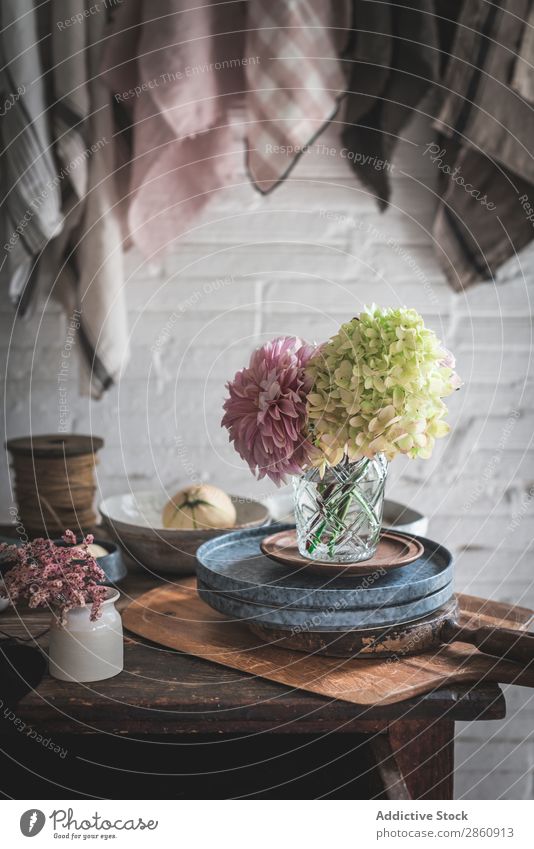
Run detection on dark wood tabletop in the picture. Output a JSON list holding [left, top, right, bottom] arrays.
[[0, 565, 509, 799], [0, 571, 506, 734]]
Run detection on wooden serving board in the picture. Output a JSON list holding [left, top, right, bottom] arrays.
[[123, 579, 534, 707]]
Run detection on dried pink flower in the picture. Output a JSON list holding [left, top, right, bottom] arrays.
[[222, 336, 316, 486], [0, 531, 107, 626]]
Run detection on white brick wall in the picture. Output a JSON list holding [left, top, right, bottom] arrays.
[[1, 112, 533, 798]]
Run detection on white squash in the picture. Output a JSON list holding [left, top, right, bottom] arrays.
[[162, 484, 237, 530]]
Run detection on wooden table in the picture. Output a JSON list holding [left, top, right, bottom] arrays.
[[0, 571, 507, 800]]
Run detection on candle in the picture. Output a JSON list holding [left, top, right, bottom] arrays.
[[87, 543, 110, 559]]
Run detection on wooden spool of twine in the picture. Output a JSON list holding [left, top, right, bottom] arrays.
[[6, 434, 104, 536]]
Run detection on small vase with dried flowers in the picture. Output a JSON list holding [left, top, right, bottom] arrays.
[[0, 531, 123, 682]]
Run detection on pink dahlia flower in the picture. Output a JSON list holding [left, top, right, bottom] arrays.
[[222, 336, 315, 485]]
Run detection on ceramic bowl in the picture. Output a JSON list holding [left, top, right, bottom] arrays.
[[98, 490, 270, 576], [382, 498, 429, 537], [261, 492, 429, 536], [53, 537, 127, 585]]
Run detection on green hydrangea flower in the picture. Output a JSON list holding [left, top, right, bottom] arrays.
[[306, 305, 461, 467]]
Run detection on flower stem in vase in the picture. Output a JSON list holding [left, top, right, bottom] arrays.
[[305, 459, 377, 558]]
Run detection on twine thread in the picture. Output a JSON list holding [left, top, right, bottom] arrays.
[[10, 453, 99, 534]]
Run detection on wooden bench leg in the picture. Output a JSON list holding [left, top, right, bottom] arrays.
[[370, 734, 412, 799], [384, 719, 455, 800]]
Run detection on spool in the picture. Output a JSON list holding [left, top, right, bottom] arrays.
[[6, 434, 104, 536]]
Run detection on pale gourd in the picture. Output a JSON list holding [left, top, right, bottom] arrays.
[[162, 484, 237, 530]]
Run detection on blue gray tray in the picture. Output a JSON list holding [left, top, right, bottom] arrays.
[[197, 579, 454, 630], [196, 524, 453, 611]]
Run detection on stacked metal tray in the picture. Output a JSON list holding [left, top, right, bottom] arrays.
[[196, 524, 454, 632]]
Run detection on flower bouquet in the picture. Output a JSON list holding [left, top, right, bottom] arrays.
[[0, 531, 106, 624], [223, 306, 460, 563], [1, 532, 124, 683]]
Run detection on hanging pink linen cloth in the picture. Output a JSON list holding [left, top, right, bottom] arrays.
[[101, 0, 247, 259], [245, 0, 350, 192]]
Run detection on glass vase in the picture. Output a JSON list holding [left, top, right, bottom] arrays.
[[293, 455, 388, 563]]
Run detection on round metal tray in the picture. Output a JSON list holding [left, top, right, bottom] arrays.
[[197, 579, 455, 631], [196, 524, 453, 611]]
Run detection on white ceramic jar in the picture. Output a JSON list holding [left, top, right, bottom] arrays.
[[48, 588, 124, 682], [0, 584, 10, 612]]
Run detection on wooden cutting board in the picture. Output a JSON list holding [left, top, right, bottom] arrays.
[[123, 579, 534, 706]]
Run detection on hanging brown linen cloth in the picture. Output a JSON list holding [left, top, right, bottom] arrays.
[[511, 1, 534, 105], [432, 0, 534, 290], [341, 0, 439, 209]]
